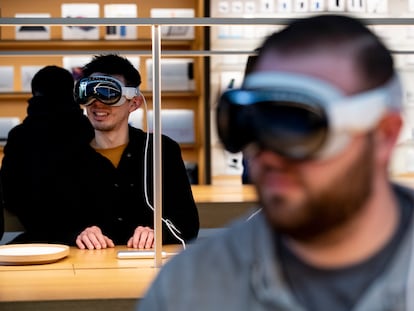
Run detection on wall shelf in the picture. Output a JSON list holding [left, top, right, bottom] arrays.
[[0, 40, 196, 52]]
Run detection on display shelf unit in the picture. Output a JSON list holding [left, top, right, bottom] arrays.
[[0, 0, 207, 184]]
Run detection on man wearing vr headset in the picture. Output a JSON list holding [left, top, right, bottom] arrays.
[[139, 15, 414, 311], [73, 54, 199, 250]]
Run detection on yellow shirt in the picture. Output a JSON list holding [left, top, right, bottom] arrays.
[[94, 143, 127, 167]]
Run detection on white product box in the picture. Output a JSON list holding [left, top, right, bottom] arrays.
[[21, 66, 43, 92], [147, 109, 195, 144], [146, 58, 195, 91], [15, 13, 51, 40], [61, 3, 100, 40], [0, 66, 14, 92], [150, 8, 195, 40], [104, 4, 138, 40]]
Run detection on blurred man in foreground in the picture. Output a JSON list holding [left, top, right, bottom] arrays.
[[138, 15, 413, 311]]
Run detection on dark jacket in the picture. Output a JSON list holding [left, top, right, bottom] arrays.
[[76, 126, 199, 245], [0, 95, 94, 244]]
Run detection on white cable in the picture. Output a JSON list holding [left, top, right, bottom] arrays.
[[140, 92, 186, 250], [246, 207, 262, 221]]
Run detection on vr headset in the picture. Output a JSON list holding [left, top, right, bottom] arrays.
[[74, 75, 138, 107], [216, 72, 402, 161]]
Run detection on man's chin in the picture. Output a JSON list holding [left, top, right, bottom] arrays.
[[261, 203, 325, 242]]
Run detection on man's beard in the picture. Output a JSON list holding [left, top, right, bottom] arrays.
[[260, 137, 373, 243]]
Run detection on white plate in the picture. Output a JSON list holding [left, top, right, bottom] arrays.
[[0, 243, 69, 265]]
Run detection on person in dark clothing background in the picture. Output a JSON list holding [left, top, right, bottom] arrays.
[[73, 54, 199, 250], [0, 65, 94, 244]]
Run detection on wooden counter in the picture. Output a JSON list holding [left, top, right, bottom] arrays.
[[0, 245, 181, 311], [393, 176, 414, 189], [191, 184, 257, 203], [191, 184, 258, 228]]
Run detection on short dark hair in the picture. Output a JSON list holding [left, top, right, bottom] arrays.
[[81, 54, 142, 88], [31, 65, 74, 97], [256, 15, 394, 90]]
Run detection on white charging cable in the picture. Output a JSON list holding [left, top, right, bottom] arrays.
[[246, 207, 262, 221], [140, 92, 186, 249]]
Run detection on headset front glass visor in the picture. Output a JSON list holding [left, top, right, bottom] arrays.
[[75, 75, 138, 107], [216, 72, 401, 160]]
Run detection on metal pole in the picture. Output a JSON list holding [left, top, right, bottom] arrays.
[[152, 24, 163, 268]]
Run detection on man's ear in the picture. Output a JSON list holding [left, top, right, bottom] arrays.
[[374, 112, 403, 166], [129, 94, 143, 113]]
